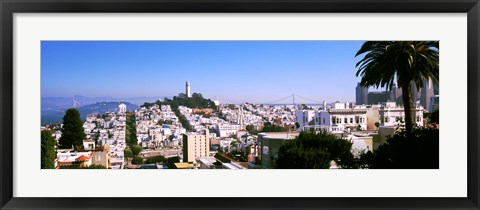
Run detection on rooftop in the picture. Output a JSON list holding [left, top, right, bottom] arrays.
[[75, 155, 90, 161], [258, 132, 299, 139], [174, 162, 195, 169]]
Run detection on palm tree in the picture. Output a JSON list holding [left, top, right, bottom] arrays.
[[355, 41, 439, 134]]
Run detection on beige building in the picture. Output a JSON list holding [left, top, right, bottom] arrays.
[[183, 130, 210, 163], [92, 151, 110, 168]]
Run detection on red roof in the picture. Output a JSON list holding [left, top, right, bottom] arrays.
[[83, 139, 94, 142], [75, 155, 90, 161], [58, 161, 72, 166]]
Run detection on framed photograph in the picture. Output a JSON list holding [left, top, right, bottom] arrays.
[[1, 0, 479, 209]]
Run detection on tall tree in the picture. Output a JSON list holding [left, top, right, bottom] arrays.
[[131, 145, 143, 157], [355, 41, 439, 134], [58, 109, 86, 149], [41, 130, 56, 169], [125, 112, 138, 147], [275, 130, 355, 169]]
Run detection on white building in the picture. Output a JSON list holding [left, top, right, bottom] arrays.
[[378, 101, 424, 127], [83, 139, 95, 150], [196, 156, 220, 169], [216, 123, 243, 137], [295, 110, 315, 131], [118, 103, 127, 114], [298, 102, 368, 133]]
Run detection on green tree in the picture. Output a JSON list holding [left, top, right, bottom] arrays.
[[246, 124, 258, 134], [145, 156, 165, 164], [131, 145, 143, 157], [275, 130, 355, 169], [41, 130, 56, 169], [58, 109, 86, 149], [124, 148, 133, 158], [262, 122, 284, 132], [125, 112, 138, 147], [86, 164, 107, 169], [355, 41, 439, 134], [165, 156, 180, 169], [132, 157, 144, 165], [361, 127, 439, 169]]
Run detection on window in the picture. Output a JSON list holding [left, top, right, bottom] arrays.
[[344, 118, 347, 124], [350, 118, 353, 123], [323, 118, 325, 124]]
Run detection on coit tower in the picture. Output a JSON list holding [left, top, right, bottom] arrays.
[[186, 81, 191, 98]]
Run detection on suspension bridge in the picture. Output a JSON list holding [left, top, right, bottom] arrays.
[[217, 94, 325, 105]]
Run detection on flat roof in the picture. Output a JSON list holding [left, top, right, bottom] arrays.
[[174, 162, 194, 169], [196, 156, 217, 165], [258, 132, 299, 139]]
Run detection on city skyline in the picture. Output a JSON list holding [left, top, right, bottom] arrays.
[[42, 40, 385, 104]]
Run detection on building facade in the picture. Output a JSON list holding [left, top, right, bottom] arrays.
[[257, 132, 299, 169], [295, 110, 315, 131], [216, 123, 243, 137], [355, 82, 368, 105], [183, 130, 210, 163], [420, 78, 435, 112], [378, 101, 424, 127], [297, 102, 369, 133]]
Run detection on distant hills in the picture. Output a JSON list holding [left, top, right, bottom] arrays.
[[41, 101, 139, 126], [42, 95, 165, 114]]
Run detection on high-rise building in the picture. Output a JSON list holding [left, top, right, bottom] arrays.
[[186, 81, 191, 98], [411, 78, 436, 112], [183, 130, 210, 163], [355, 83, 368, 105], [389, 84, 403, 105], [368, 91, 390, 105], [420, 78, 435, 112]]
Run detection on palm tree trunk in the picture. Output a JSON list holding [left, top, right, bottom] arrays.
[[401, 81, 415, 135]]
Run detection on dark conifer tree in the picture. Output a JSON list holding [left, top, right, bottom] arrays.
[[58, 109, 86, 149]]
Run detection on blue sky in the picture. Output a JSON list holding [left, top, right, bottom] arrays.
[[41, 41, 375, 104]]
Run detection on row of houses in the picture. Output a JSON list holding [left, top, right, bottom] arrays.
[[296, 101, 424, 133]]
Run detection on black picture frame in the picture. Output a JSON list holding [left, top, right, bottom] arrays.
[[1, 0, 479, 209]]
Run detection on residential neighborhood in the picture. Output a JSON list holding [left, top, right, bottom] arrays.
[[41, 41, 439, 170]]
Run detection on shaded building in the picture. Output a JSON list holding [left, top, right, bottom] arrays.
[[368, 91, 390, 105], [411, 78, 437, 112], [420, 78, 435, 112], [355, 83, 368, 105], [257, 132, 300, 169]]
